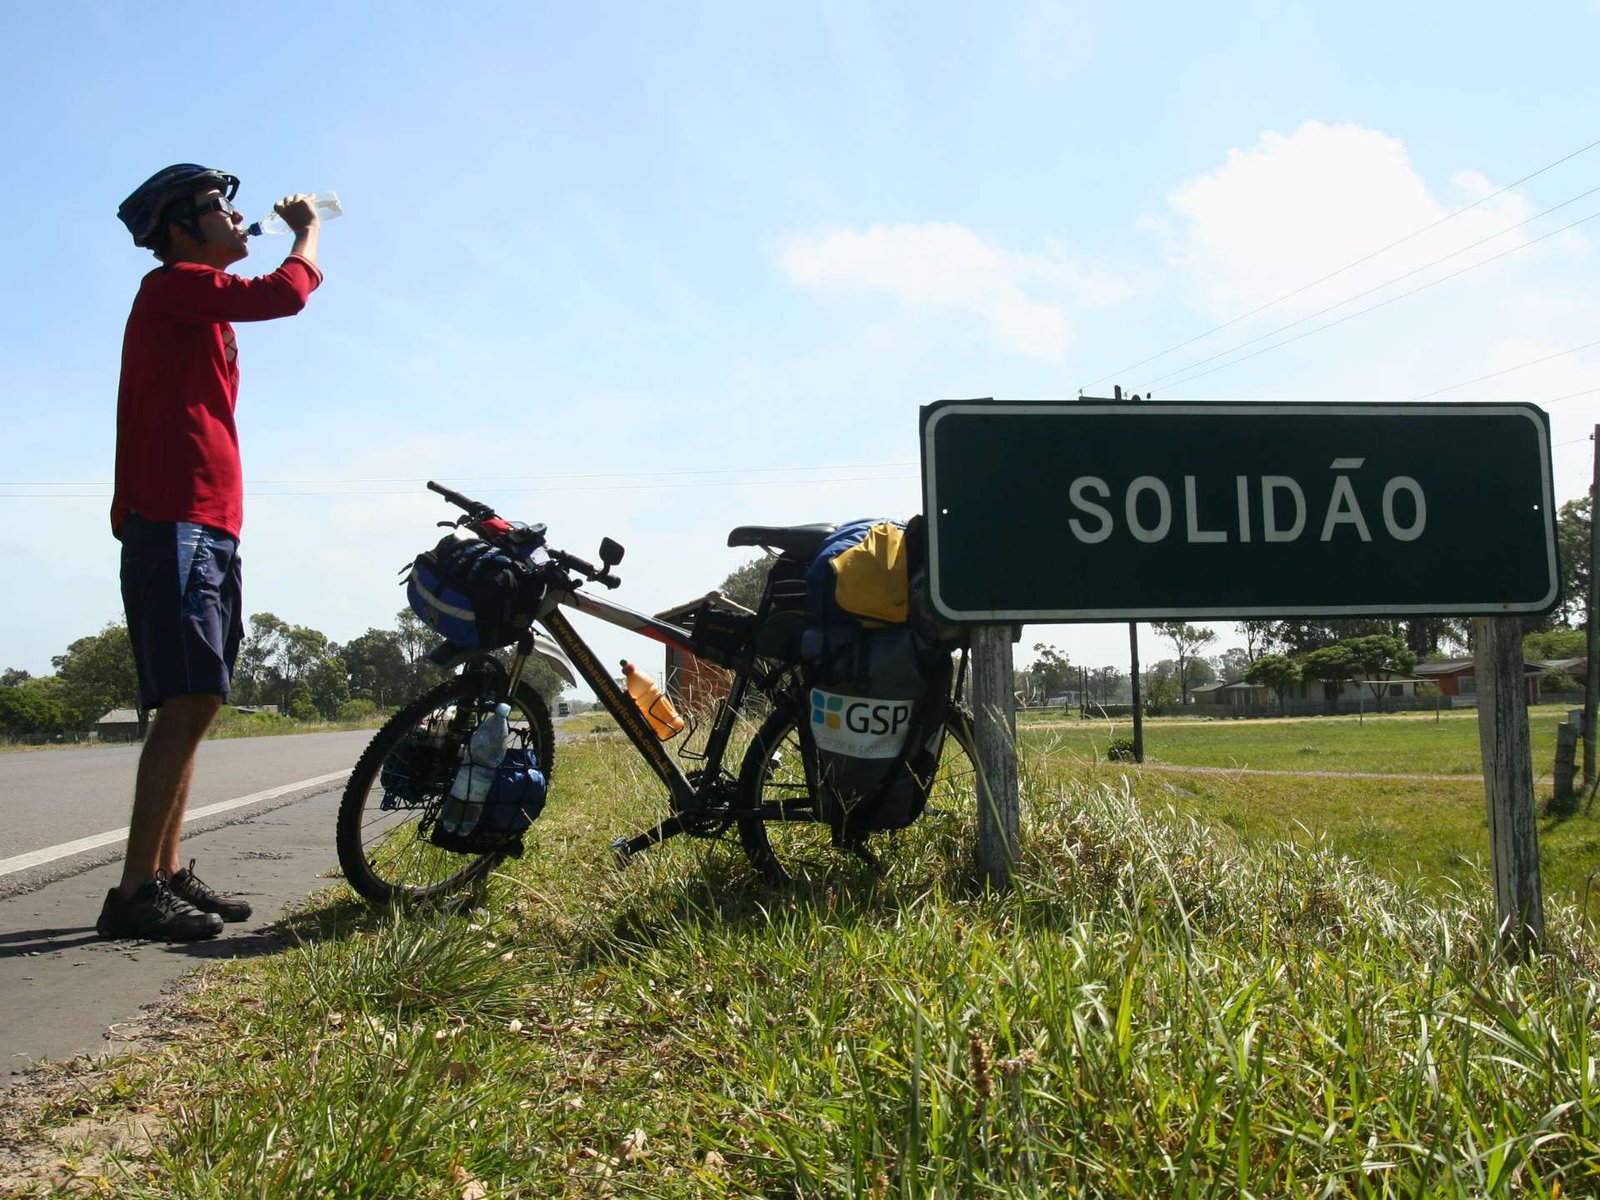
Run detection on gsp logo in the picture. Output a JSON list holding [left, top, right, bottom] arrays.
[[810, 688, 914, 760]]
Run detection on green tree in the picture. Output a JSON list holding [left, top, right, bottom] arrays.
[[338, 698, 377, 721], [1402, 617, 1451, 659], [1027, 643, 1074, 700], [1214, 646, 1251, 684], [50, 623, 139, 725], [1151, 621, 1216, 704], [718, 557, 772, 610], [343, 629, 410, 707], [287, 680, 319, 722], [1143, 674, 1181, 715], [306, 653, 351, 719], [1088, 665, 1124, 705], [1342, 634, 1417, 709], [236, 614, 335, 710], [1523, 627, 1586, 662], [1269, 618, 1403, 655], [394, 609, 448, 693], [1555, 492, 1591, 628], [1245, 653, 1301, 715], [1237, 620, 1276, 662], [0, 686, 79, 737], [1, 667, 31, 687], [1301, 643, 1358, 705], [234, 612, 289, 706]]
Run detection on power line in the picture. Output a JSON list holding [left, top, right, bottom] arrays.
[[1409, 342, 1600, 401], [1145, 184, 1600, 390], [1156, 208, 1600, 393], [1082, 133, 1600, 388]]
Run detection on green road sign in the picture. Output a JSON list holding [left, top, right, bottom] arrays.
[[921, 400, 1559, 623]]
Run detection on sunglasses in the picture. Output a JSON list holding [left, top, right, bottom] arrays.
[[191, 196, 241, 219]]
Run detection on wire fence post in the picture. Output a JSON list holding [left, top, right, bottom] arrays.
[[1474, 616, 1545, 958], [971, 623, 1019, 889]]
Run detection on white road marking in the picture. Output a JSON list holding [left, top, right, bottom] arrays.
[[0, 771, 349, 879]]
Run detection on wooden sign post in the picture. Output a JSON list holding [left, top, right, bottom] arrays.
[[1474, 617, 1545, 956], [970, 625, 1019, 888]]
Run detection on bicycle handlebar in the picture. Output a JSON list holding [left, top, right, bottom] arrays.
[[426, 479, 493, 519], [424, 480, 621, 589]]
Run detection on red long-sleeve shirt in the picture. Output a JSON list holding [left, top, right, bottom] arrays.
[[112, 255, 323, 539]]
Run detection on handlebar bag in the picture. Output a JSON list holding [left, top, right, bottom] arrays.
[[406, 532, 543, 649]]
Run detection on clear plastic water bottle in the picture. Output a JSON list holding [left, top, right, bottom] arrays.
[[247, 190, 343, 237], [442, 703, 511, 834]]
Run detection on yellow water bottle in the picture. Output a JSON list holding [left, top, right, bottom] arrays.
[[621, 660, 684, 740]]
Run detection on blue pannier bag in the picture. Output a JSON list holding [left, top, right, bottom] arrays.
[[406, 532, 543, 649]]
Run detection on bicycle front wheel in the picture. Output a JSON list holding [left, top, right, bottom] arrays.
[[735, 705, 978, 884], [336, 669, 556, 904]]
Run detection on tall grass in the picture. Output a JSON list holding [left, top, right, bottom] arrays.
[[21, 741, 1600, 1198]]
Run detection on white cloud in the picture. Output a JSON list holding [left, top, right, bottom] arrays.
[[1162, 120, 1547, 319], [778, 221, 1122, 362]]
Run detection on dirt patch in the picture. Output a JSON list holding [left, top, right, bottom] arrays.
[[0, 1008, 197, 1196]]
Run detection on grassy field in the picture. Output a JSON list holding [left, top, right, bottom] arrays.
[[3, 710, 1597, 1197], [1011, 706, 1600, 933], [1018, 703, 1576, 776]]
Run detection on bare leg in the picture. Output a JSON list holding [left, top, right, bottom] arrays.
[[118, 693, 221, 898]]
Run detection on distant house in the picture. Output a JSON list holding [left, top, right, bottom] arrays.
[[95, 708, 145, 743], [1196, 676, 1429, 715], [1415, 658, 1544, 705], [1538, 656, 1589, 686]]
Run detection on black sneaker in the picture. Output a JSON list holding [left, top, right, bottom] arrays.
[[169, 860, 253, 923], [97, 878, 223, 942]]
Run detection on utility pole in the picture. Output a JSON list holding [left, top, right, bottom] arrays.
[[1585, 425, 1598, 787]]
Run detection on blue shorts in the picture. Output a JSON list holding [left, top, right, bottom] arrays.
[[119, 515, 244, 710]]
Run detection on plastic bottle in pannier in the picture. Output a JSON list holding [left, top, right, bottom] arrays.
[[620, 661, 684, 740], [441, 703, 511, 834]]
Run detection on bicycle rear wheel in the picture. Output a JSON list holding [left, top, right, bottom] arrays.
[[735, 705, 978, 884], [336, 667, 556, 903]]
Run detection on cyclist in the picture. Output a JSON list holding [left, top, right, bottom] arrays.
[[99, 165, 324, 941]]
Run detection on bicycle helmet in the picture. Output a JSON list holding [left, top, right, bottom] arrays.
[[116, 163, 241, 249]]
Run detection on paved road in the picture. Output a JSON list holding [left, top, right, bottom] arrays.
[[0, 731, 370, 1086]]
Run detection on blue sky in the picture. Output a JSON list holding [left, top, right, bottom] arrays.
[[3, 1, 1597, 693]]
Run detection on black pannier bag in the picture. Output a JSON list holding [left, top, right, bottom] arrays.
[[752, 553, 812, 661], [686, 600, 759, 669], [801, 623, 952, 835], [406, 531, 544, 649]]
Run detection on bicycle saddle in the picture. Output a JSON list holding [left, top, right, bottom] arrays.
[[726, 523, 837, 558]]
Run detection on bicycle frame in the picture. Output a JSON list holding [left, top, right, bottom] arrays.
[[512, 582, 780, 838]]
